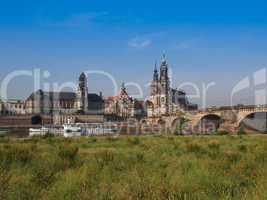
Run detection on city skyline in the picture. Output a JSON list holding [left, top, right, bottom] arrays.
[[0, 0, 267, 107]]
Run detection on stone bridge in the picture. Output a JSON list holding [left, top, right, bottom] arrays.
[[144, 105, 267, 134]]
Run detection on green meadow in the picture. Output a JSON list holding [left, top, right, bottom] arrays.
[[0, 135, 267, 200]]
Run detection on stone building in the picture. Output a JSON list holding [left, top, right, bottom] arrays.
[[104, 83, 145, 120], [0, 99, 25, 115], [25, 73, 104, 115], [146, 54, 197, 117]]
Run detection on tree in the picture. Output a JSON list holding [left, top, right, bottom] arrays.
[[174, 113, 190, 135]]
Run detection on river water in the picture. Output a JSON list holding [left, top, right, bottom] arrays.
[[0, 128, 29, 138]]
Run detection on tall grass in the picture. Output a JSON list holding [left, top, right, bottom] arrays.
[[0, 135, 266, 199]]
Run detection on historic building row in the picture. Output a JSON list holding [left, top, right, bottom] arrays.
[[0, 73, 145, 119], [0, 55, 197, 119]]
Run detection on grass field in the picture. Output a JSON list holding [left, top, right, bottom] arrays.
[[0, 134, 267, 200]]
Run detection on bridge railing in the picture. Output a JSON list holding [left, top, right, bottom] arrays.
[[197, 105, 267, 113]]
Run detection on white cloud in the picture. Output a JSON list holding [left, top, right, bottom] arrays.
[[128, 37, 152, 49]]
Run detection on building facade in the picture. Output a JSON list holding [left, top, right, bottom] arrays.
[[104, 83, 145, 119], [146, 54, 197, 117], [0, 99, 26, 115], [25, 73, 104, 115]]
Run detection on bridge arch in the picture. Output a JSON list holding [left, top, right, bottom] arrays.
[[139, 119, 149, 134], [157, 119, 167, 134], [197, 114, 222, 134], [238, 111, 267, 133]]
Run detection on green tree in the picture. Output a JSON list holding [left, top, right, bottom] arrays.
[[174, 113, 190, 135]]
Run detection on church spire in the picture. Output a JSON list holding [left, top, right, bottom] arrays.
[[153, 61, 159, 81], [121, 82, 125, 88], [121, 82, 126, 92], [161, 52, 167, 65], [154, 60, 157, 71], [160, 52, 168, 82]]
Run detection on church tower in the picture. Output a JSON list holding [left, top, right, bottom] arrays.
[[149, 62, 161, 116], [150, 62, 159, 96], [159, 54, 170, 114], [159, 54, 169, 94], [76, 72, 89, 113]]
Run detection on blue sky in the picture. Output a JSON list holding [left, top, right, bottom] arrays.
[[0, 0, 267, 107]]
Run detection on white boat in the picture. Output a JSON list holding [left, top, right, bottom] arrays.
[[63, 125, 83, 137], [29, 127, 49, 137], [63, 119, 118, 137], [103, 128, 117, 135], [63, 119, 83, 137]]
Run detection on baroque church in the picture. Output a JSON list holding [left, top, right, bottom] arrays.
[[146, 54, 197, 117], [25, 73, 104, 115], [104, 83, 145, 120]]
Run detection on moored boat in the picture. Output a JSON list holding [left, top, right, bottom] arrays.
[[63, 123, 83, 137], [29, 127, 49, 137]]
